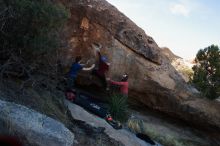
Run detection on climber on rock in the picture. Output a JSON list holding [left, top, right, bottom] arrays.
[[91, 43, 110, 90]]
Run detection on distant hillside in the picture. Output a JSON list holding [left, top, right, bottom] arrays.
[[161, 47, 181, 61], [161, 47, 194, 82]]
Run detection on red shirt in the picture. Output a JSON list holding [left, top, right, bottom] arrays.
[[110, 80, 128, 95]]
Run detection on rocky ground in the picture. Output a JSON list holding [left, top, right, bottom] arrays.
[[65, 99, 220, 146], [1, 79, 219, 146], [0, 79, 123, 146], [128, 108, 220, 146], [65, 100, 160, 146]]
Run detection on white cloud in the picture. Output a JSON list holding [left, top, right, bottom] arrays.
[[170, 3, 190, 17]]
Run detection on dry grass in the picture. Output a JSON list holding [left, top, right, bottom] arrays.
[[127, 119, 208, 146]]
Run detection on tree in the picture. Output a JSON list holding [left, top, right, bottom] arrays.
[[0, 0, 69, 78], [191, 45, 220, 99], [0, 0, 69, 57]]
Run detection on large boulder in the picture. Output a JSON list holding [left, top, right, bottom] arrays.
[[57, 0, 220, 131], [0, 99, 76, 146]]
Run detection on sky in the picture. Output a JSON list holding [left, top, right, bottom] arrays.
[[106, 0, 220, 59]]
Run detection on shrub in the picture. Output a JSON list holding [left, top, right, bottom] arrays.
[[108, 94, 129, 122]]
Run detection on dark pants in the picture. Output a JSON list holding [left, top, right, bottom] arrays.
[[92, 70, 107, 88], [67, 77, 76, 89]]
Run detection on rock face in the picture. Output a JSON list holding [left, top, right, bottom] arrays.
[[58, 0, 220, 131], [0, 100, 76, 146]]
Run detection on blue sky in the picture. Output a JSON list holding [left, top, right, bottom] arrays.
[[106, 0, 220, 59]]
